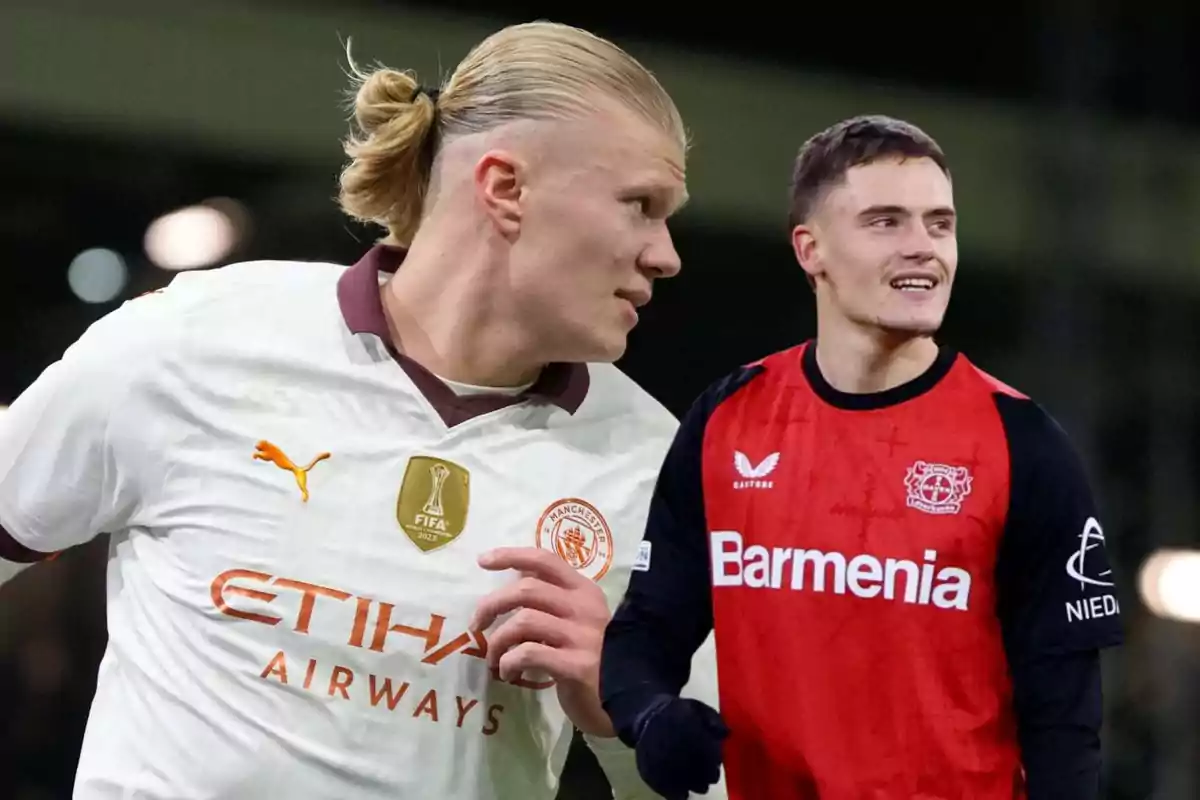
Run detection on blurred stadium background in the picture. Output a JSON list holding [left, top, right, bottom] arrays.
[[2, 1, 1198, 797]]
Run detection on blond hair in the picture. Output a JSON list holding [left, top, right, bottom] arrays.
[[338, 21, 686, 246]]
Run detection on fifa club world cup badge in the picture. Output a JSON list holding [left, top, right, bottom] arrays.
[[904, 460, 972, 515], [397, 455, 471, 552], [536, 498, 614, 582]]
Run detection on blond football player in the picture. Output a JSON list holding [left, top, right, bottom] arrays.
[[0, 22, 723, 800]]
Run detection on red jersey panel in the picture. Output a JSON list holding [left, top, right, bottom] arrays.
[[704, 343, 1020, 798], [601, 340, 1122, 800]]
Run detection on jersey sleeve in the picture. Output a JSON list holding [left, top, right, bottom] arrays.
[[0, 295, 171, 562], [587, 631, 728, 800], [993, 394, 1123, 657], [600, 368, 754, 747], [993, 394, 1122, 800]]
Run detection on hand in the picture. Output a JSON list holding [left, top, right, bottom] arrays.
[[470, 546, 615, 735], [635, 697, 728, 799]]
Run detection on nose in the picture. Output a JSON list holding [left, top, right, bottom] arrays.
[[900, 222, 937, 262], [639, 223, 682, 279]]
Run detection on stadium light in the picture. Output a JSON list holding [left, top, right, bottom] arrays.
[[144, 199, 246, 271], [1138, 548, 1200, 624], [67, 248, 128, 304]]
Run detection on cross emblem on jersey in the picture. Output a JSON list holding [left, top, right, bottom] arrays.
[[877, 425, 908, 457], [253, 441, 331, 502], [782, 391, 815, 425], [959, 442, 984, 475], [830, 471, 904, 540]]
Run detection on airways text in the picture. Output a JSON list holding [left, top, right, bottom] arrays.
[[258, 649, 505, 735]]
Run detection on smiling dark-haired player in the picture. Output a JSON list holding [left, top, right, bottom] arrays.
[[600, 115, 1123, 800]]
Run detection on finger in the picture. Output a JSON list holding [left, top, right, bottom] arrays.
[[470, 576, 573, 632], [477, 547, 581, 587], [496, 640, 577, 684], [486, 608, 574, 668]]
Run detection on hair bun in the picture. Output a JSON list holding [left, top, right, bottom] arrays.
[[339, 64, 439, 246], [352, 68, 421, 137]]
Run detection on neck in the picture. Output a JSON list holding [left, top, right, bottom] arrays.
[[379, 228, 546, 388], [814, 314, 939, 395]]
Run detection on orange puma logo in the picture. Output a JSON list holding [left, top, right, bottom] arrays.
[[253, 441, 330, 502]]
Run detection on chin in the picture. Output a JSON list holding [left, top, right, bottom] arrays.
[[561, 331, 628, 364], [879, 306, 948, 337], [877, 315, 944, 337], [589, 336, 629, 364]]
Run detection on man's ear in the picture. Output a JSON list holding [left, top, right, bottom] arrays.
[[791, 223, 822, 286], [474, 150, 525, 238]]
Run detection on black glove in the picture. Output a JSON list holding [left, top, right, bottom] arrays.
[[633, 696, 728, 799]]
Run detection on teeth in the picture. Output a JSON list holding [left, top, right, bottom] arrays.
[[891, 278, 934, 291]]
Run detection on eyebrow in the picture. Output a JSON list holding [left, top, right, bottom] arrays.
[[858, 204, 956, 219], [635, 181, 689, 214]]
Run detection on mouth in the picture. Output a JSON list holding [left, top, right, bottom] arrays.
[[615, 289, 651, 309], [888, 273, 940, 293]]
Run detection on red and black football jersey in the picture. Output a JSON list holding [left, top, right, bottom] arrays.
[[603, 341, 1123, 800]]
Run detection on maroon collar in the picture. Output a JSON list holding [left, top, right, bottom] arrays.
[[337, 244, 588, 425]]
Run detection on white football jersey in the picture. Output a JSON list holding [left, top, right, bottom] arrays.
[[0, 246, 724, 800]]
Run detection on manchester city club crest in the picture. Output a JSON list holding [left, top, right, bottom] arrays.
[[536, 498, 614, 582], [904, 460, 972, 515]]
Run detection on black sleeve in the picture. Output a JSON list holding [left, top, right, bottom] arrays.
[[993, 395, 1124, 800], [1, 526, 54, 564], [600, 368, 755, 747]]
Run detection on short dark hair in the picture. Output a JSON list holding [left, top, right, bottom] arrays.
[[788, 115, 949, 229]]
